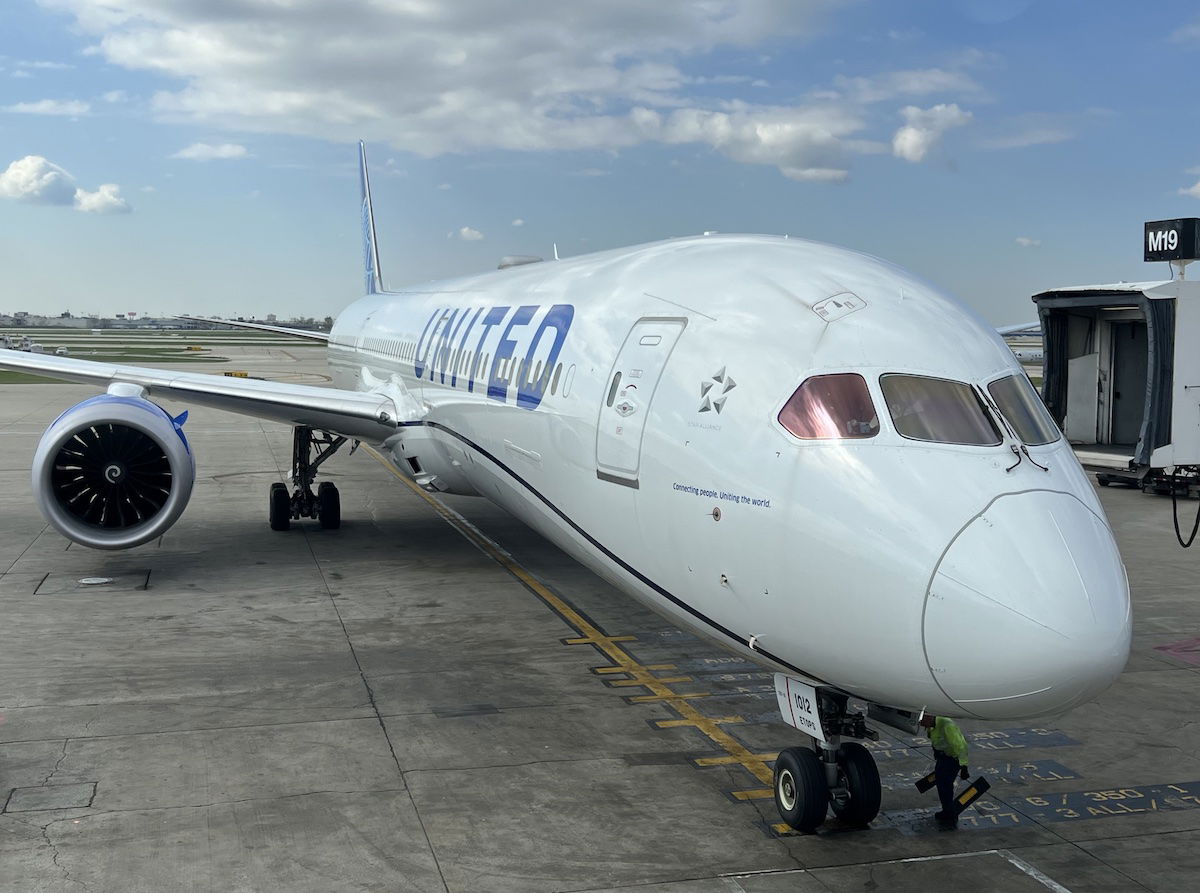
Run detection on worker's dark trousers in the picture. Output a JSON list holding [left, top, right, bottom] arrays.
[[933, 750, 959, 815]]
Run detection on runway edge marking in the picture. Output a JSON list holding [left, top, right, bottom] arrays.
[[363, 447, 778, 794]]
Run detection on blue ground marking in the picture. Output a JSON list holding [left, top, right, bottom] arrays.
[[860, 728, 1081, 762], [882, 760, 1080, 791], [965, 728, 1081, 750], [665, 656, 764, 673], [1015, 781, 1200, 822]]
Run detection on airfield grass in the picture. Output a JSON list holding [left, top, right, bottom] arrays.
[[0, 371, 60, 384]]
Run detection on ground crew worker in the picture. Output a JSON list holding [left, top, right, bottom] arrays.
[[919, 712, 969, 826]]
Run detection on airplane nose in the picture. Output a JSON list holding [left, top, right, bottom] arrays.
[[923, 491, 1131, 719]]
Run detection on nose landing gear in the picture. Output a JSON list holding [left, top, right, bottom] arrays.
[[268, 426, 348, 530], [771, 685, 884, 833]]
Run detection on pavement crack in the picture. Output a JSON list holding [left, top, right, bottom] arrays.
[[40, 821, 87, 890], [41, 738, 71, 787]]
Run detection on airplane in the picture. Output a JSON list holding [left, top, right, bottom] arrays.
[[996, 322, 1044, 364], [0, 143, 1131, 833]]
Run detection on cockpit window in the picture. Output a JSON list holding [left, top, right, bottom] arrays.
[[987, 374, 1061, 445], [778, 373, 879, 440], [880, 374, 1001, 446]]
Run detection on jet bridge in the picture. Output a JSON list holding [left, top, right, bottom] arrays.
[[1033, 219, 1200, 524]]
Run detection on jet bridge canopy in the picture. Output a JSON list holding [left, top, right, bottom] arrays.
[[1032, 281, 1185, 469]]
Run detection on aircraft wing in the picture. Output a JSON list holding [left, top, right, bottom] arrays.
[[175, 316, 330, 341], [997, 321, 1040, 336], [0, 350, 414, 440]]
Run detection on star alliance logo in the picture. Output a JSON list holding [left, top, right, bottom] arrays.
[[699, 366, 736, 413]]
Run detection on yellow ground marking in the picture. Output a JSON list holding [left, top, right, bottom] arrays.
[[731, 788, 774, 801], [363, 445, 779, 790], [626, 692, 712, 703], [694, 753, 776, 767], [564, 634, 637, 645], [594, 663, 676, 674], [655, 717, 743, 728], [609, 677, 693, 686]]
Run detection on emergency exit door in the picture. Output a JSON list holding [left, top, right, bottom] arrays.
[[595, 317, 687, 487]]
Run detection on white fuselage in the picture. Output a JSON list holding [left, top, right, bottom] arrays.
[[327, 234, 1131, 721]]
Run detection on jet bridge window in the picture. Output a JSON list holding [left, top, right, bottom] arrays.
[[880, 374, 1001, 446], [778, 373, 878, 440], [987, 373, 1061, 446]]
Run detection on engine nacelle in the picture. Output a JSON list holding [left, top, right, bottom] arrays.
[[32, 391, 195, 550]]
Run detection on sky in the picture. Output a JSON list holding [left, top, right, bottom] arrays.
[[2, 0, 1200, 325]]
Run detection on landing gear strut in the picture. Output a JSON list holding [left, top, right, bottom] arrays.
[[773, 689, 882, 832], [268, 426, 347, 531]]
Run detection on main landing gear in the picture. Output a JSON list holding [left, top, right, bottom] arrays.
[[773, 690, 882, 833], [269, 426, 348, 531]]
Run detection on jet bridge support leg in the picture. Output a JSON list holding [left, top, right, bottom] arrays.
[[268, 426, 347, 531], [772, 681, 882, 832]]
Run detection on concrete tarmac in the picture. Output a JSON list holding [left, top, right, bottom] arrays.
[[0, 343, 1197, 891]]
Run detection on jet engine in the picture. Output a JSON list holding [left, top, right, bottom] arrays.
[[31, 389, 194, 550]]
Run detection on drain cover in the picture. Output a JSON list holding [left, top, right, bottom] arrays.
[[78, 577, 113, 586]]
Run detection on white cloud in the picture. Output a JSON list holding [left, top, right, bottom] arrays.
[[978, 112, 1075, 150], [1179, 180, 1200, 199], [511, 218, 524, 227], [437, 182, 452, 190], [170, 142, 249, 160], [74, 183, 131, 213], [980, 127, 1072, 150], [41, 0, 893, 181], [139, 184, 156, 192], [832, 68, 980, 104], [12, 70, 33, 79], [1170, 21, 1200, 42], [455, 226, 483, 241], [0, 155, 77, 204], [0, 154, 132, 213], [892, 103, 971, 162], [1015, 236, 1041, 248], [19, 60, 74, 70], [101, 89, 128, 103], [4, 98, 89, 116]]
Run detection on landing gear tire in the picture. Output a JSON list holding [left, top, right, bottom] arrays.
[[773, 746, 829, 833], [829, 742, 881, 827], [269, 482, 291, 531], [317, 481, 341, 530]]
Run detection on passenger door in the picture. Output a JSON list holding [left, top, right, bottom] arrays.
[[595, 317, 687, 488]]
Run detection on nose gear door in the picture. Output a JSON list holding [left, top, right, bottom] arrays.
[[595, 317, 686, 487]]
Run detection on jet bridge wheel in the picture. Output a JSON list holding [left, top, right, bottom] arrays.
[[773, 746, 829, 833], [269, 482, 291, 531], [317, 481, 341, 530], [829, 742, 881, 827]]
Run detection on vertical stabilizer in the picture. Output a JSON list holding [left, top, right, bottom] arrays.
[[359, 141, 384, 294]]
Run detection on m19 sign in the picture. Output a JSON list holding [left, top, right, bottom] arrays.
[[1144, 218, 1200, 262]]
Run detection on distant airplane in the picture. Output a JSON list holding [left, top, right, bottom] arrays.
[[996, 321, 1040, 336], [0, 143, 1131, 833], [996, 322, 1044, 364]]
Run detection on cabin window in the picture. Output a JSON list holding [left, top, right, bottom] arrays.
[[987, 374, 1060, 445], [551, 363, 563, 395], [880, 374, 1001, 446], [778, 373, 878, 439]]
